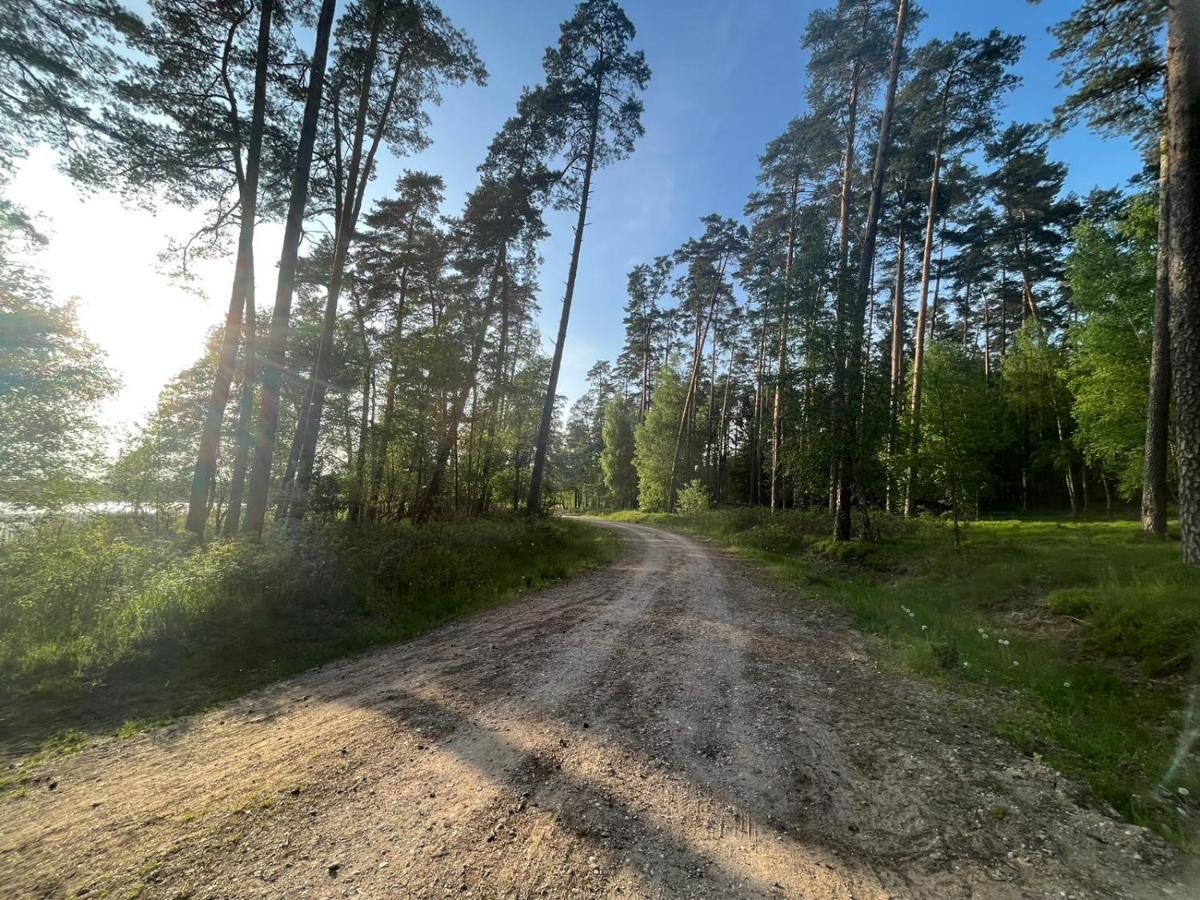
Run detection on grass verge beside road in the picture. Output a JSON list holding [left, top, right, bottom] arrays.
[[0, 514, 618, 767]]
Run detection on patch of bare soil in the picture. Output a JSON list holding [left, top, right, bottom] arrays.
[[0, 521, 1191, 898]]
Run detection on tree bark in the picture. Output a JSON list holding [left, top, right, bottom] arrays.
[[185, 0, 274, 538], [887, 203, 907, 513], [771, 181, 798, 512], [242, 0, 336, 534], [903, 90, 949, 517], [667, 259, 727, 510], [224, 278, 256, 536], [526, 93, 601, 516], [835, 0, 909, 537], [289, 7, 393, 520], [1143, 127, 1172, 537], [1166, 3, 1200, 566]]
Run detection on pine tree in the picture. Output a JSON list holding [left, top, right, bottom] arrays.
[[242, 0, 337, 534], [1165, 2, 1200, 565], [525, 0, 650, 516], [1044, 0, 1169, 535], [901, 29, 1022, 515]]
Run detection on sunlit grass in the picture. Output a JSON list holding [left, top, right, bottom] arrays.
[[0, 513, 619, 756], [605, 507, 1200, 846]]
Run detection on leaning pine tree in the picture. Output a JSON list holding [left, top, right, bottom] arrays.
[[525, 0, 650, 516]]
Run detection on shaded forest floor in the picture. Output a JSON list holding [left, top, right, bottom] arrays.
[[0, 515, 618, 764], [599, 507, 1200, 847], [0, 520, 1188, 898]]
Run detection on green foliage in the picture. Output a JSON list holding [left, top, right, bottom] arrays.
[[1047, 0, 1166, 148], [109, 342, 218, 514], [633, 364, 685, 511], [0, 259, 117, 506], [1002, 320, 1080, 500], [675, 479, 711, 515], [0, 514, 617, 750], [1066, 194, 1158, 496], [600, 396, 637, 508], [913, 342, 1001, 515], [0, 0, 142, 180]]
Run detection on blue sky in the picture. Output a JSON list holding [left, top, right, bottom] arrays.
[[393, 0, 1146, 407]]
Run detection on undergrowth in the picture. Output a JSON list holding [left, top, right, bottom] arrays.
[[604, 506, 1200, 847], [0, 513, 617, 759]]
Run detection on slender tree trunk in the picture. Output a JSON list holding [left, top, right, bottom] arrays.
[[527, 97, 601, 516], [717, 351, 733, 501], [887, 208, 907, 513], [225, 282, 257, 536], [983, 296, 992, 379], [185, 0, 274, 538], [348, 303, 373, 523], [903, 130, 946, 517], [750, 314, 768, 504], [771, 189, 798, 512], [289, 10, 392, 520], [668, 259, 727, 510], [828, 56, 863, 531], [242, 0, 335, 534], [929, 230, 945, 341], [835, 0, 908, 538], [1166, 3, 1200, 566], [1143, 127, 1172, 537], [770, 308, 787, 511], [368, 354, 398, 520]]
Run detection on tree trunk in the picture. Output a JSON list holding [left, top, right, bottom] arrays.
[[1166, 3, 1200, 566], [242, 0, 336, 534], [224, 280, 256, 536], [185, 0, 274, 538], [750, 313, 768, 504], [289, 8, 392, 520], [717, 351, 733, 501], [668, 259, 727, 510], [828, 55, 863, 533], [887, 205, 907, 513], [770, 309, 787, 511], [527, 97, 601, 516], [835, 0, 909, 537], [1143, 127, 1172, 537], [348, 314, 373, 523], [903, 129, 946, 517], [771, 188, 798, 512]]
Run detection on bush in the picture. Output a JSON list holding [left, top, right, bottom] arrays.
[[675, 479, 712, 515]]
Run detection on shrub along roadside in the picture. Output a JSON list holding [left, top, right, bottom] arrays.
[[602, 507, 1200, 847], [0, 514, 618, 761]]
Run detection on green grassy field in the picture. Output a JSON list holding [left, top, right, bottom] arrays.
[[604, 506, 1200, 846], [0, 514, 618, 764]]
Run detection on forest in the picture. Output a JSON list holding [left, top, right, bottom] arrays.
[[2, 0, 1200, 894], [0, 0, 1195, 549], [3, 0, 1196, 554]]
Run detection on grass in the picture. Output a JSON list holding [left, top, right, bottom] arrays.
[[604, 506, 1200, 846], [0, 513, 618, 761]]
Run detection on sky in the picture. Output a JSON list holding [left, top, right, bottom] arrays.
[[5, 0, 1146, 445]]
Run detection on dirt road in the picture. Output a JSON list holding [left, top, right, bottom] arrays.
[[0, 521, 1189, 898]]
